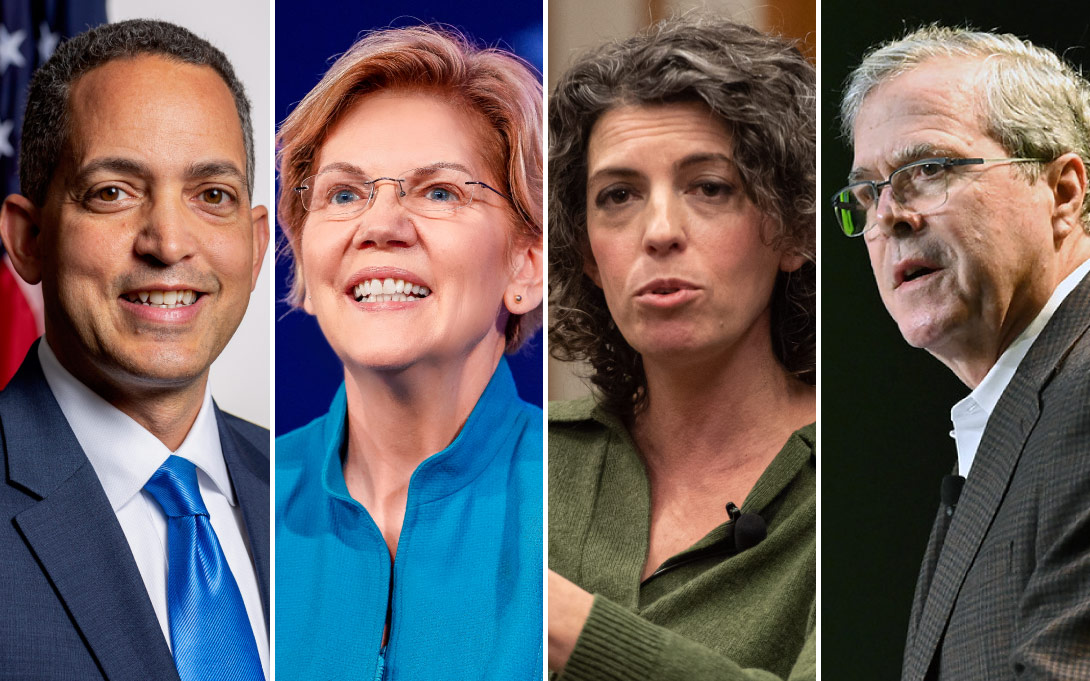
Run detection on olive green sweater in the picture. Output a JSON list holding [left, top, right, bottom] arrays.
[[549, 397, 815, 681]]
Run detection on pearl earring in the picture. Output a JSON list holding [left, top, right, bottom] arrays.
[[514, 295, 522, 303]]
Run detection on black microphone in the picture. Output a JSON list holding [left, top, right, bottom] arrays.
[[725, 502, 768, 552], [941, 475, 966, 517]]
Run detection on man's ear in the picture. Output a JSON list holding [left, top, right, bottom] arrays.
[[249, 204, 271, 291], [505, 239, 544, 313], [1048, 152, 1087, 241], [0, 195, 44, 285]]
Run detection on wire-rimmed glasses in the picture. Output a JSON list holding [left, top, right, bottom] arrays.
[[294, 164, 513, 220], [831, 156, 1044, 237]]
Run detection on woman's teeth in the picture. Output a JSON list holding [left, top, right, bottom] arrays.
[[353, 278, 431, 303], [124, 290, 198, 308]]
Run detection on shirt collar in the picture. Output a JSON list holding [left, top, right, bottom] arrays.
[[38, 338, 235, 511], [951, 257, 1090, 474]]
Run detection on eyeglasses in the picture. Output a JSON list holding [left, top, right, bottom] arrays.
[[831, 156, 1044, 237], [294, 165, 513, 220]]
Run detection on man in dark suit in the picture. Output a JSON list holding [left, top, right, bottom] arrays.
[[0, 20, 269, 681], [831, 26, 1090, 679]]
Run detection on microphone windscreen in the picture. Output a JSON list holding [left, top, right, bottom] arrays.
[[734, 512, 767, 551], [941, 474, 966, 507]]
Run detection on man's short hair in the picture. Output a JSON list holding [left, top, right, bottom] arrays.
[[20, 19, 254, 206], [841, 25, 1090, 230]]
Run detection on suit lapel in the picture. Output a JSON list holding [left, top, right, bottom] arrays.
[[216, 406, 270, 623], [906, 274, 1090, 681], [3, 351, 179, 681], [902, 500, 951, 676]]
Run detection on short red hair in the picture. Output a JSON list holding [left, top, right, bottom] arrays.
[[276, 25, 543, 350]]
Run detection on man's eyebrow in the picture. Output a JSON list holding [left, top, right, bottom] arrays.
[[186, 160, 247, 187], [848, 143, 951, 182], [71, 157, 151, 187]]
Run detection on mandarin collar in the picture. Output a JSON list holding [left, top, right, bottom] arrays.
[[320, 358, 522, 507]]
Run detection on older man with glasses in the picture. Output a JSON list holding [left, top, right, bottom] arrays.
[[833, 26, 1090, 681]]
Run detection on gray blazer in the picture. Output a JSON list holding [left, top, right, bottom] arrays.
[[901, 272, 1090, 680]]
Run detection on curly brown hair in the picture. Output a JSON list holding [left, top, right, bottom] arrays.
[[549, 16, 815, 417]]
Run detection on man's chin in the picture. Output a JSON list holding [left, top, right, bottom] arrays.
[[100, 345, 218, 391]]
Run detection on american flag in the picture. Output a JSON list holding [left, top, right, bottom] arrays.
[[1, 1, 105, 388]]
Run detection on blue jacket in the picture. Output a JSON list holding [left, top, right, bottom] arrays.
[[276, 359, 542, 680]]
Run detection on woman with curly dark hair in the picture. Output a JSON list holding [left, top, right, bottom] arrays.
[[548, 16, 816, 680]]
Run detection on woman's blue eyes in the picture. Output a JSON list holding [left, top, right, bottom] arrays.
[[328, 184, 459, 205], [425, 187, 456, 202], [331, 189, 362, 205]]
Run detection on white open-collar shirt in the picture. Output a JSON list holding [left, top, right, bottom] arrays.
[[951, 257, 1090, 478], [38, 339, 269, 679]]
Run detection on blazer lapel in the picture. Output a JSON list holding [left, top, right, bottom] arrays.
[[902, 499, 952, 679], [4, 352, 179, 681], [906, 274, 1090, 681], [216, 406, 270, 623]]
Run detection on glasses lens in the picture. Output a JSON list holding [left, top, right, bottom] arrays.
[[833, 186, 872, 237], [889, 160, 948, 213], [401, 166, 476, 214], [300, 171, 371, 217]]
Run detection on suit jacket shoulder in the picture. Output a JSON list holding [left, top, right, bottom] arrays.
[[0, 347, 181, 681], [904, 272, 1090, 681]]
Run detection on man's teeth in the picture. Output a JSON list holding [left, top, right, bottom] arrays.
[[353, 278, 431, 303], [124, 290, 198, 308]]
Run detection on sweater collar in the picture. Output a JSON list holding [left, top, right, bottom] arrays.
[[552, 396, 815, 514], [320, 358, 520, 507]]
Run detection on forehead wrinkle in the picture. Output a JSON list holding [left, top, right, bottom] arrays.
[[852, 58, 991, 174]]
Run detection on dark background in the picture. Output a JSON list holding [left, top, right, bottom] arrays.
[[274, 0, 544, 435], [822, 3, 1089, 677]]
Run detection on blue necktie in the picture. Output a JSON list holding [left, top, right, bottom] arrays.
[[144, 455, 264, 681]]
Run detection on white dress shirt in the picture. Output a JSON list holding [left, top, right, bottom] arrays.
[[950, 258, 1090, 477], [38, 339, 269, 679]]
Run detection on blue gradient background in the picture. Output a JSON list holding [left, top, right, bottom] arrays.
[[274, 1, 544, 435]]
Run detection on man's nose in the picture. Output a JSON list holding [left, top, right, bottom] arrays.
[[135, 197, 199, 265], [872, 185, 923, 238]]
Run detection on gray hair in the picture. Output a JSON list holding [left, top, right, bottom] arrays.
[[20, 19, 254, 206], [549, 15, 816, 417], [841, 25, 1090, 229]]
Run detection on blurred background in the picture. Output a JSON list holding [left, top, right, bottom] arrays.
[[822, 3, 1088, 677], [273, 0, 544, 435], [547, 0, 815, 402]]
